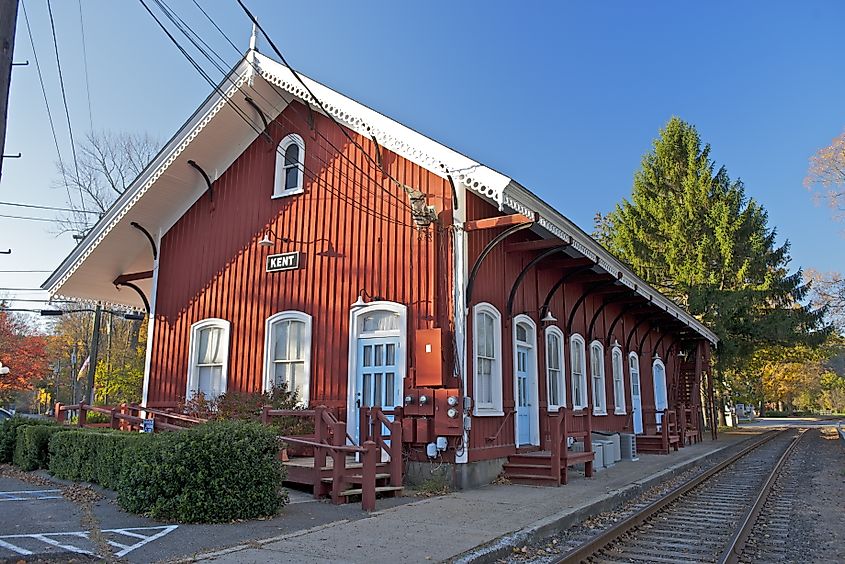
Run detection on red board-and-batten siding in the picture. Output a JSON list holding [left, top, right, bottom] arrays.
[[147, 101, 454, 411], [464, 194, 680, 460]]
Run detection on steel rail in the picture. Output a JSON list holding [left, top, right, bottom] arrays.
[[718, 429, 807, 564], [554, 429, 786, 563]]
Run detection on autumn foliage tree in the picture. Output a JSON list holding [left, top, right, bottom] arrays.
[[0, 312, 49, 405], [805, 129, 845, 223]]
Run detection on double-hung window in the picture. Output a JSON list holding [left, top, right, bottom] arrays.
[[264, 311, 312, 405], [590, 341, 607, 415], [612, 345, 626, 414], [473, 303, 503, 415], [273, 134, 305, 197], [187, 318, 230, 400], [545, 326, 566, 411], [570, 334, 587, 410]]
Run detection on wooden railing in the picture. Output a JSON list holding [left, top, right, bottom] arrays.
[[675, 403, 703, 445], [548, 407, 594, 485], [486, 409, 515, 442], [643, 408, 680, 453], [359, 406, 403, 488], [53, 401, 206, 432]]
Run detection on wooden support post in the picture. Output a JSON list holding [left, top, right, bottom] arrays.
[[661, 409, 669, 454], [54, 402, 63, 424], [549, 408, 562, 486], [330, 420, 347, 505], [260, 405, 271, 425], [362, 441, 378, 512], [78, 402, 87, 427], [313, 406, 327, 498], [584, 409, 593, 478], [110, 408, 119, 430], [389, 407, 403, 487]]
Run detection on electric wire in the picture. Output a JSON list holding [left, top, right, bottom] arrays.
[[20, 0, 81, 218], [0, 213, 60, 223], [140, 0, 418, 228], [0, 271, 53, 274], [0, 201, 101, 215], [77, 0, 94, 130], [46, 0, 82, 185], [191, 0, 415, 214]]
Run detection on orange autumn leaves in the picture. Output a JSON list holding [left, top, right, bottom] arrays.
[[0, 312, 49, 401]]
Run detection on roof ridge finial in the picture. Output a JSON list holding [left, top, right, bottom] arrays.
[[249, 22, 257, 51]]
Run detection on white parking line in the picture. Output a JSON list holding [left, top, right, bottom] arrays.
[[0, 525, 178, 557], [0, 489, 63, 502]]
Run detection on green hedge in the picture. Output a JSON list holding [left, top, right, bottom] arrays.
[[49, 430, 150, 490], [49, 420, 287, 523], [0, 416, 56, 463], [13, 425, 70, 471]]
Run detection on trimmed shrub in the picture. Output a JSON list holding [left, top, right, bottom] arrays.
[[49, 430, 151, 490], [0, 416, 56, 463], [118, 420, 287, 522], [13, 425, 70, 470]]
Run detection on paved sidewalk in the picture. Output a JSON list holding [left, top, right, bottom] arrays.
[[187, 431, 762, 564]]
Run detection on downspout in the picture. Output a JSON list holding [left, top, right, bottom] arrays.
[[451, 172, 469, 465], [140, 230, 161, 408]]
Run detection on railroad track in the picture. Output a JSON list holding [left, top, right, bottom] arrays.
[[549, 428, 806, 564]]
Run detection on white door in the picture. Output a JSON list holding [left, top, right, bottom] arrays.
[[516, 345, 532, 445], [513, 317, 539, 447], [353, 337, 401, 447], [629, 354, 643, 434], [653, 359, 668, 429]]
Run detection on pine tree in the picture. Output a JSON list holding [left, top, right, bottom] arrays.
[[599, 117, 828, 399]]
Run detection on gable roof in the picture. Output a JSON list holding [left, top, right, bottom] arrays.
[[42, 50, 717, 345]]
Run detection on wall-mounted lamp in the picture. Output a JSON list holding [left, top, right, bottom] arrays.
[[653, 352, 661, 360], [258, 228, 291, 248], [541, 310, 557, 323], [612, 339, 621, 349], [351, 289, 384, 309]]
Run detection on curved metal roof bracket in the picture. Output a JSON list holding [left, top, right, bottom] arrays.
[[605, 302, 642, 344], [130, 222, 157, 260], [566, 279, 616, 335], [243, 96, 272, 144], [625, 317, 652, 351], [539, 264, 594, 320], [465, 221, 533, 304], [114, 281, 151, 314], [587, 294, 630, 343], [639, 324, 658, 356], [506, 245, 569, 319], [187, 160, 214, 204]]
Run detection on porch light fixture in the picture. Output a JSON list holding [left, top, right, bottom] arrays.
[[258, 228, 291, 248], [541, 310, 557, 323], [653, 352, 661, 360], [612, 339, 621, 349]]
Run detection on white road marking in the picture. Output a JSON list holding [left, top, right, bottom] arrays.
[[0, 489, 63, 502], [0, 525, 179, 558]]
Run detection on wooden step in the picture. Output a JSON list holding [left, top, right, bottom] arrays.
[[339, 485, 403, 497], [507, 453, 552, 465], [506, 474, 560, 486], [322, 473, 391, 484], [503, 463, 554, 477]]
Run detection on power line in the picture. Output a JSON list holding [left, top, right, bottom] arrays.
[[46, 0, 82, 187], [20, 0, 79, 214], [0, 298, 76, 303], [0, 213, 58, 223], [77, 0, 94, 131], [0, 287, 50, 292], [0, 270, 52, 273], [141, 0, 417, 228], [0, 200, 100, 214]]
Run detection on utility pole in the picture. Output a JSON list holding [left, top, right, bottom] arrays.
[[86, 304, 102, 404], [0, 0, 19, 183]]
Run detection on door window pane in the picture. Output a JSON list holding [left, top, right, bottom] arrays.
[[385, 372, 395, 406]]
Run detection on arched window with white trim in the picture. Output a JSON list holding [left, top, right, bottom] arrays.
[[273, 133, 305, 198], [473, 303, 503, 416], [611, 345, 626, 414], [264, 311, 312, 405], [570, 334, 588, 410], [590, 340, 607, 415], [545, 326, 566, 411], [187, 318, 230, 400]]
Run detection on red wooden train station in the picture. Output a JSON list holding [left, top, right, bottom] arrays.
[[44, 46, 718, 497]]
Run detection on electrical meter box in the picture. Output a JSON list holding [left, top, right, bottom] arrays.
[[415, 328, 443, 387], [434, 388, 462, 436]]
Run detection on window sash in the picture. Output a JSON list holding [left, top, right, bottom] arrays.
[[474, 306, 501, 413]]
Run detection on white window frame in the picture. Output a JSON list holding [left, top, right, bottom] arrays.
[[273, 133, 305, 198], [473, 302, 503, 416], [570, 334, 588, 410], [186, 318, 231, 400], [653, 357, 668, 411], [263, 310, 312, 406], [544, 325, 566, 411], [611, 345, 626, 415], [590, 340, 607, 416]]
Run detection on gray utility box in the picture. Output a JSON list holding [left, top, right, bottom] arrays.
[[592, 432, 621, 462], [594, 439, 615, 467], [572, 440, 603, 471], [620, 433, 639, 461]]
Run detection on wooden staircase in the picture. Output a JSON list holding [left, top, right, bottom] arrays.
[[502, 407, 594, 486]]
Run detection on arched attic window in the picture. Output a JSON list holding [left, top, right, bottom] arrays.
[[274, 133, 305, 198]]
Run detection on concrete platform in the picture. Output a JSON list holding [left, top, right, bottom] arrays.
[[190, 431, 762, 564]]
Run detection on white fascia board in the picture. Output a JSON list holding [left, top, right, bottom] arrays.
[[503, 184, 719, 346], [253, 52, 513, 209]]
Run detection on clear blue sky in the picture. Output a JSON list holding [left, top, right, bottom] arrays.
[[2, 0, 844, 308]]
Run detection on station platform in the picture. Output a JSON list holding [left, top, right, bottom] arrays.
[[191, 430, 763, 564]]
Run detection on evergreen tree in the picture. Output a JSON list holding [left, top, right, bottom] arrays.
[[599, 117, 828, 396]]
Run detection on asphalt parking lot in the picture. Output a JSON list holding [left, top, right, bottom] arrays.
[[0, 468, 411, 562]]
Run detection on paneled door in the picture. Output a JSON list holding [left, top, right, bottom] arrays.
[[353, 337, 401, 450], [516, 345, 532, 446]]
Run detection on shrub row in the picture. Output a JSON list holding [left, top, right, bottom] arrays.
[[0, 416, 56, 463], [13, 425, 70, 471], [50, 420, 287, 522]]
